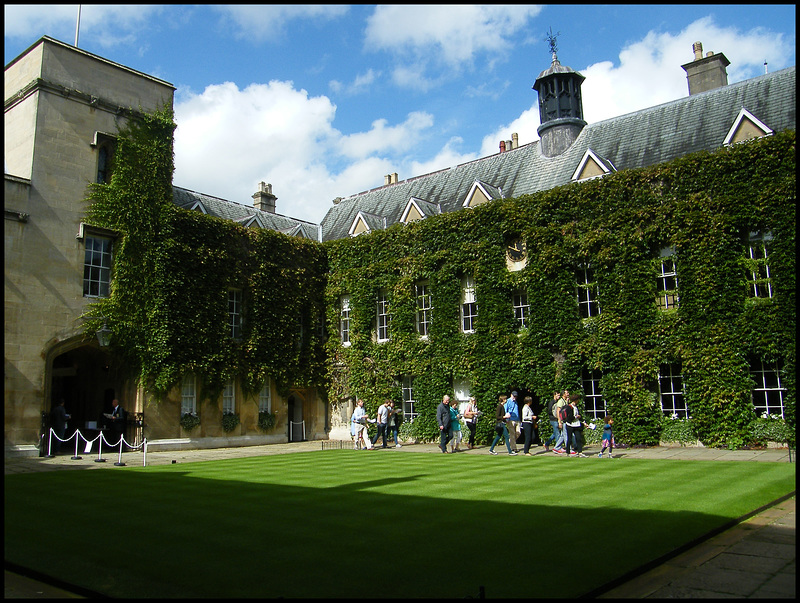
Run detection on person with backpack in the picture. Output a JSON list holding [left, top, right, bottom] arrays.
[[386, 400, 403, 447], [552, 390, 569, 454], [543, 391, 560, 451]]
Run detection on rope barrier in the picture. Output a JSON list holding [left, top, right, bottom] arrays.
[[46, 427, 147, 466]]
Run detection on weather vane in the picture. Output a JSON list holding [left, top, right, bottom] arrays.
[[546, 27, 560, 58]]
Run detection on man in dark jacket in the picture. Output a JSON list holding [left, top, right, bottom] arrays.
[[436, 395, 453, 453]]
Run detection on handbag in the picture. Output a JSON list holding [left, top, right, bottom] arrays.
[[495, 421, 505, 435]]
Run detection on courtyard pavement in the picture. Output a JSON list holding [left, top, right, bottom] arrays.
[[5, 440, 795, 599]]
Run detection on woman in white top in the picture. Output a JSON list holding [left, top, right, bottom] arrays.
[[463, 397, 481, 449], [521, 396, 538, 455]]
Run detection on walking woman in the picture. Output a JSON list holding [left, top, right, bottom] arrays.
[[463, 397, 480, 449], [521, 396, 537, 455]]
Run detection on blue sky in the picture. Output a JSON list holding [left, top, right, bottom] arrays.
[[4, 5, 796, 224]]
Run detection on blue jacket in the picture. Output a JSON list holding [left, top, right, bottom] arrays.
[[504, 397, 520, 421]]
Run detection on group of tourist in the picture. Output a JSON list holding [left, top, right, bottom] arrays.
[[353, 390, 615, 457], [350, 398, 404, 450]]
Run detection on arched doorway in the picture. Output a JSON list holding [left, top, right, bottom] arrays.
[[287, 394, 305, 442], [45, 339, 125, 446]]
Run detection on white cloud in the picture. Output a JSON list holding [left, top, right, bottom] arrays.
[[339, 111, 434, 159], [329, 68, 382, 96], [406, 137, 478, 180], [365, 5, 543, 86], [173, 80, 438, 223], [3, 4, 164, 48], [580, 16, 796, 124], [214, 5, 349, 42], [478, 105, 542, 155]]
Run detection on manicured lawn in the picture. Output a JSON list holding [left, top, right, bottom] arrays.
[[4, 451, 795, 598]]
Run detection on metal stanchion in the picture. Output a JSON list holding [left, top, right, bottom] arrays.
[[95, 432, 106, 462], [46, 429, 55, 458], [114, 437, 126, 466], [71, 431, 83, 460]]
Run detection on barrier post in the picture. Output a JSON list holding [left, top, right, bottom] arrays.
[[71, 431, 83, 460], [114, 437, 126, 466], [94, 432, 106, 462], [46, 428, 55, 458], [143, 438, 148, 467]]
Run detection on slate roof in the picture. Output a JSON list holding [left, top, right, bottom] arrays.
[[319, 66, 795, 242], [172, 186, 322, 241]]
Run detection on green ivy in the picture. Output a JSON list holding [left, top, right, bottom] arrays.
[[83, 107, 328, 407], [81, 106, 794, 449], [324, 132, 796, 448]]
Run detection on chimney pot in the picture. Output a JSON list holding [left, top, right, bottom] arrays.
[[512, 132, 519, 149], [391, 172, 398, 184], [253, 182, 277, 213], [682, 42, 730, 96], [384, 174, 391, 186], [500, 140, 506, 153]]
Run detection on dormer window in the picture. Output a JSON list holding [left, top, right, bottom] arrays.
[[462, 180, 502, 209], [572, 149, 615, 182], [349, 211, 386, 237], [401, 197, 440, 223], [724, 108, 773, 146]]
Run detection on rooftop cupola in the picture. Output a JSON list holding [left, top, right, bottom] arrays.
[[532, 30, 586, 157]]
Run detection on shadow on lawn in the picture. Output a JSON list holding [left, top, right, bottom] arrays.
[[4, 462, 794, 599]]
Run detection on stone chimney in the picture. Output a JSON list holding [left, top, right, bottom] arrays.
[[384, 173, 399, 185], [253, 181, 277, 213], [681, 41, 730, 96]]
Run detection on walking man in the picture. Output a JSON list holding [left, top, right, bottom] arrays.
[[436, 395, 453, 453], [504, 391, 521, 452]]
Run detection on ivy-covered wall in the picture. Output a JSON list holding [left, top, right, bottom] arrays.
[[324, 131, 795, 448], [84, 108, 328, 418], [82, 107, 794, 448]]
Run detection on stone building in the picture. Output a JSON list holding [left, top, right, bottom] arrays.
[[5, 36, 795, 454], [4, 37, 323, 455]]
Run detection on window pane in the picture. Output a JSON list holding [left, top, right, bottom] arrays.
[[749, 356, 785, 417], [83, 236, 112, 298], [659, 363, 688, 417], [340, 295, 351, 344]]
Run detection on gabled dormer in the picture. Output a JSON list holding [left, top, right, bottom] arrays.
[[236, 213, 266, 229], [572, 148, 616, 182], [462, 180, 503, 209], [188, 200, 208, 214], [281, 223, 319, 240], [723, 108, 773, 146], [348, 210, 387, 237], [401, 197, 441, 223]]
